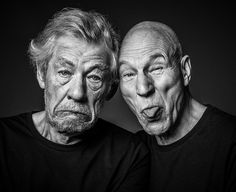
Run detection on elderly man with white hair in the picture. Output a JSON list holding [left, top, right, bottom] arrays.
[[0, 8, 149, 192]]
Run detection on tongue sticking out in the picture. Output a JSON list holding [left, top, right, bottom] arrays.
[[142, 107, 162, 119]]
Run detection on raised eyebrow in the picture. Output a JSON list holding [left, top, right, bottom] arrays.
[[119, 61, 134, 70], [149, 53, 165, 62], [144, 53, 166, 69], [56, 57, 75, 67], [87, 63, 109, 72], [119, 59, 133, 67], [118, 61, 134, 70]]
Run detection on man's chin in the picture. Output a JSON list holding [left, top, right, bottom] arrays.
[[141, 120, 169, 136], [49, 118, 95, 134]]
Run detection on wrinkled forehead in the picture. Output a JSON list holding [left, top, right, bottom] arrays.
[[51, 35, 111, 65], [120, 29, 172, 59]]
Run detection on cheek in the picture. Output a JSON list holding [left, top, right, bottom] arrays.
[[120, 83, 141, 115], [154, 73, 183, 110], [120, 82, 137, 109], [120, 81, 136, 101], [45, 79, 56, 106], [45, 77, 67, 111], [155, 70, 181, 98], [87, 85, 107, 112], [164, 80, 184, 118]]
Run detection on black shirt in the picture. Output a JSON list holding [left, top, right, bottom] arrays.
[[137, 105, 236, 192], [0, 112, 149, 192]]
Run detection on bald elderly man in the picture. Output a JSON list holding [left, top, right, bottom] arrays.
[[119, 21, 236, 192]]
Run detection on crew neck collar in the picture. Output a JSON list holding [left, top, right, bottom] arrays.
[[153, 104, 213, 151], [27, 111, 100, 152]]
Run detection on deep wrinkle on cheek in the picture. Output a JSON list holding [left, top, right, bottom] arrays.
[[46, 74, 66, 113], [161, 81, 180, 107], [51, 84, 61, 112], [123, 93, 138, 115], [88, 88, 105, 116], [121, 86, 136, 107], [165, 81, 184, 117]]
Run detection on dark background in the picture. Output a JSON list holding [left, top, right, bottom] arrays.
[[1, 1, 235, 133]]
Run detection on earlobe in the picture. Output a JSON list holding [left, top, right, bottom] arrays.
[[36, 65, 45, 89], [180, 55, 191, 86]]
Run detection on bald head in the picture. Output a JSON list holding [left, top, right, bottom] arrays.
[[120, 21, 182, 66]]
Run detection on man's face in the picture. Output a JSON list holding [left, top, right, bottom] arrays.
[[39, 35, 111, 134], [119, 30, 185, 136]]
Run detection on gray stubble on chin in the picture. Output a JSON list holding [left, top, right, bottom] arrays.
[[45, 111, 95, 134]]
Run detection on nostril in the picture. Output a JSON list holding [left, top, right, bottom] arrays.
[[67, 93, 88, 103], [67, 95, 72, 100]]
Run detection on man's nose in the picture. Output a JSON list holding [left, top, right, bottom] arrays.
[[67, 75, 87, 102], [136, 74, 154, 97]]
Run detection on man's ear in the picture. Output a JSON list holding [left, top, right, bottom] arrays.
[[36, 64, 46, 89], [105, 80, 118, 101], [180, 55, 191, 86], [105, 54, 119, 100]]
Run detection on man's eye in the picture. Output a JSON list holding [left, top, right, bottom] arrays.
[[58, 70, 72, 78], [150, 67, 164, 74], [122, 72, 135, 81], [87, 75, 102, 83], [124, 73, 134, 77]]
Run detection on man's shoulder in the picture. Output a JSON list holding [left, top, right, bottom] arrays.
[[0, 112, 32, 135], [0, 112, 29, 125], [96, 118, 148, 147], [206, 105, 236, 128], [203, 105, 236, 140]]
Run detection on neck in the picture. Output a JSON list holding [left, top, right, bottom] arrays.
[[156, 95, 206, 145], [32, 111, 81, 145]]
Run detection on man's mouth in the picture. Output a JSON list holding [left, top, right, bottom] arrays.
[[141, 106, 162, 121], [56, 110, 90, 118]]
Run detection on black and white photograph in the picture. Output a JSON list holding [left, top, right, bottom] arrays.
[[0, 1, 235, 191]]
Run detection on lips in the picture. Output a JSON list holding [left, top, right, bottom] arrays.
[[56, 110, 90, 118], [141, 106, 162, 121]]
